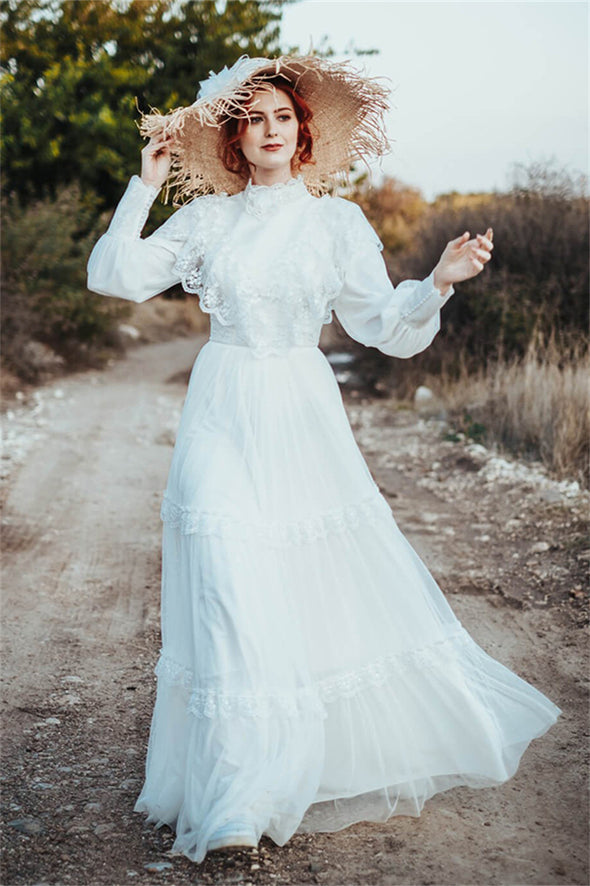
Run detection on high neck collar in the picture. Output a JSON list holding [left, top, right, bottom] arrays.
[[243, 174, 309, 218]]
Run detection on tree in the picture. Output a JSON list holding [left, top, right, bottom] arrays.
[[1, 0, 291, 212]]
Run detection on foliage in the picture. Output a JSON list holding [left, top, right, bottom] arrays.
[[399, 161, 588, 367], [1, 184, 130, 380], [347, 161, 588, 376], [1, 0, 296, 382], [332, 161, 589, 484], [351, 176, 427, 254], [0, 0, 289, 214]]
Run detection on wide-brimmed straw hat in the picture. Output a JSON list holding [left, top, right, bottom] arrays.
[[138, 53, 392, 205]]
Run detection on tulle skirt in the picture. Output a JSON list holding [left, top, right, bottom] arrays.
[[133, 340, 561, 863]]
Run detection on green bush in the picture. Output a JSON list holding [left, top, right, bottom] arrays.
[[1, 182, 130, 381]]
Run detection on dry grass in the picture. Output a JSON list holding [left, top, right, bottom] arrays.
[[431, 338, 589, 488]]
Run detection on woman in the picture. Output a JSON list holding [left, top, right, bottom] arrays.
[[87, 54, 561, 863]]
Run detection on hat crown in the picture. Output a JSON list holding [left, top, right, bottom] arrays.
[[196, 55, 273, 103]]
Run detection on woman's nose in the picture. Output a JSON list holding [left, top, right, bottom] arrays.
[[265, 122, 277, 138]]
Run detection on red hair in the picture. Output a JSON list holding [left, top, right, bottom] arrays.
[[219, 75, 315, 181]]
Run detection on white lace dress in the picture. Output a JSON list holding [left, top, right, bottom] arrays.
[[87, 174, 561, 863]]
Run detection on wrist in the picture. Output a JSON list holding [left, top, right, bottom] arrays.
[[433, 266, 452, 297], [139, 175, 162, 193]]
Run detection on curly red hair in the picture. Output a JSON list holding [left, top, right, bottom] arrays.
[[219, 75, 315, 181]]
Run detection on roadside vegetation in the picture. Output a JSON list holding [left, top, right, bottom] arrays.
[[1, 2, 587, 484], [0, 0, 286, 384], [423, 336, 588, 488], [347, 162, 589, 487], [1, 183, 131, 382]]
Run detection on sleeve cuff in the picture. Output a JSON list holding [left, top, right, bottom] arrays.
[[106, 175, 160, 239], [400, 270, 455, 327], [129, 173, 160, 199]]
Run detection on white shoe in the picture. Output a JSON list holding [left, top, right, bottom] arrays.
[[207, 821, 258, 852]]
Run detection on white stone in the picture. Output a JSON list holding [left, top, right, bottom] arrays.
[[414, 385, 434, 405], [529, 541, 550, 554], [118, 323, 141, 340]]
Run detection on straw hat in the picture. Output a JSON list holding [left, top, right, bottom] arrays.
[[137, 53, 392, 205]]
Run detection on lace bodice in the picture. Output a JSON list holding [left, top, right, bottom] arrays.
[[166, 176, 350, 357], [87, 174, 455, 359]]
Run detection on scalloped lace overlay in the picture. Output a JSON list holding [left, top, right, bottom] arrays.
[[154, 626, 473, 719], [160, 489, 393, 543], [169, 184, 370, 359]]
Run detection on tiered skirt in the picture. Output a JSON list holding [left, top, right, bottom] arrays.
[[133, 340, 561, 863]]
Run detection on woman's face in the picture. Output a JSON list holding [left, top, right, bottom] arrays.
[[238, 87, 299, 175]]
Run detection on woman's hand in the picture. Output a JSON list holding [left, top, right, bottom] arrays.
[[433, 228, 494, 295], [140, 133, 173, 191]]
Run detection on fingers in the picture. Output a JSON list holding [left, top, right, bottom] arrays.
[[453, 228, 494, 249], [476, 231, 494, 251], [142, 133, 172, 152], [460, 240, 491, 263]]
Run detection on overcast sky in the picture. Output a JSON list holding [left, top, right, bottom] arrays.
[[279, 1, 588, 199]]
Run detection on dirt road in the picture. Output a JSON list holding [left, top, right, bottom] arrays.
[[1, 336, 588, 886]]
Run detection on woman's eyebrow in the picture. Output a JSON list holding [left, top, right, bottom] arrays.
[[250, 107, 293, 115]]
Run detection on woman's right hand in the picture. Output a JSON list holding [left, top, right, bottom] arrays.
[[140, 134, 173, 191]]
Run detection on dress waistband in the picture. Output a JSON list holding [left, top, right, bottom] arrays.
[[207, 337, 319, 353], [207, 315, 319, 352], [208, 338, 249, 349]]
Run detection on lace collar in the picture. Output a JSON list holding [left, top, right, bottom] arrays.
[[242, 175, 309, 219]]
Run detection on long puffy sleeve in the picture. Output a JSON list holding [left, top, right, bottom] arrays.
[[86, 175, 194, 303], [332, 201, 455, 359]]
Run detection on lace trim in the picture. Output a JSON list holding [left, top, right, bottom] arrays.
[[171, 194, 233, 321], [155, 655, 193, 687], [153, 626, 472, 718], [188, 687, 327, 720], [153, 656, 327, 718], [319, 628, 471, 703], [160, 490, 393, 543], [243, 175, 310, 219], [176, 238, 340, 324]]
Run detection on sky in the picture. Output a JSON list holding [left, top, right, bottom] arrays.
[[279, 1, 588, 199]]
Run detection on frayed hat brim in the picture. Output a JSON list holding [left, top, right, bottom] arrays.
[[138, 54, 392, 205]]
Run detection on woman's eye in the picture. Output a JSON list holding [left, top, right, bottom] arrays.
[[248, 114, 291, 125]]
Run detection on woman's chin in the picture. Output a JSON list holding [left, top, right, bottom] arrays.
[[255, 153, 294, 172]]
